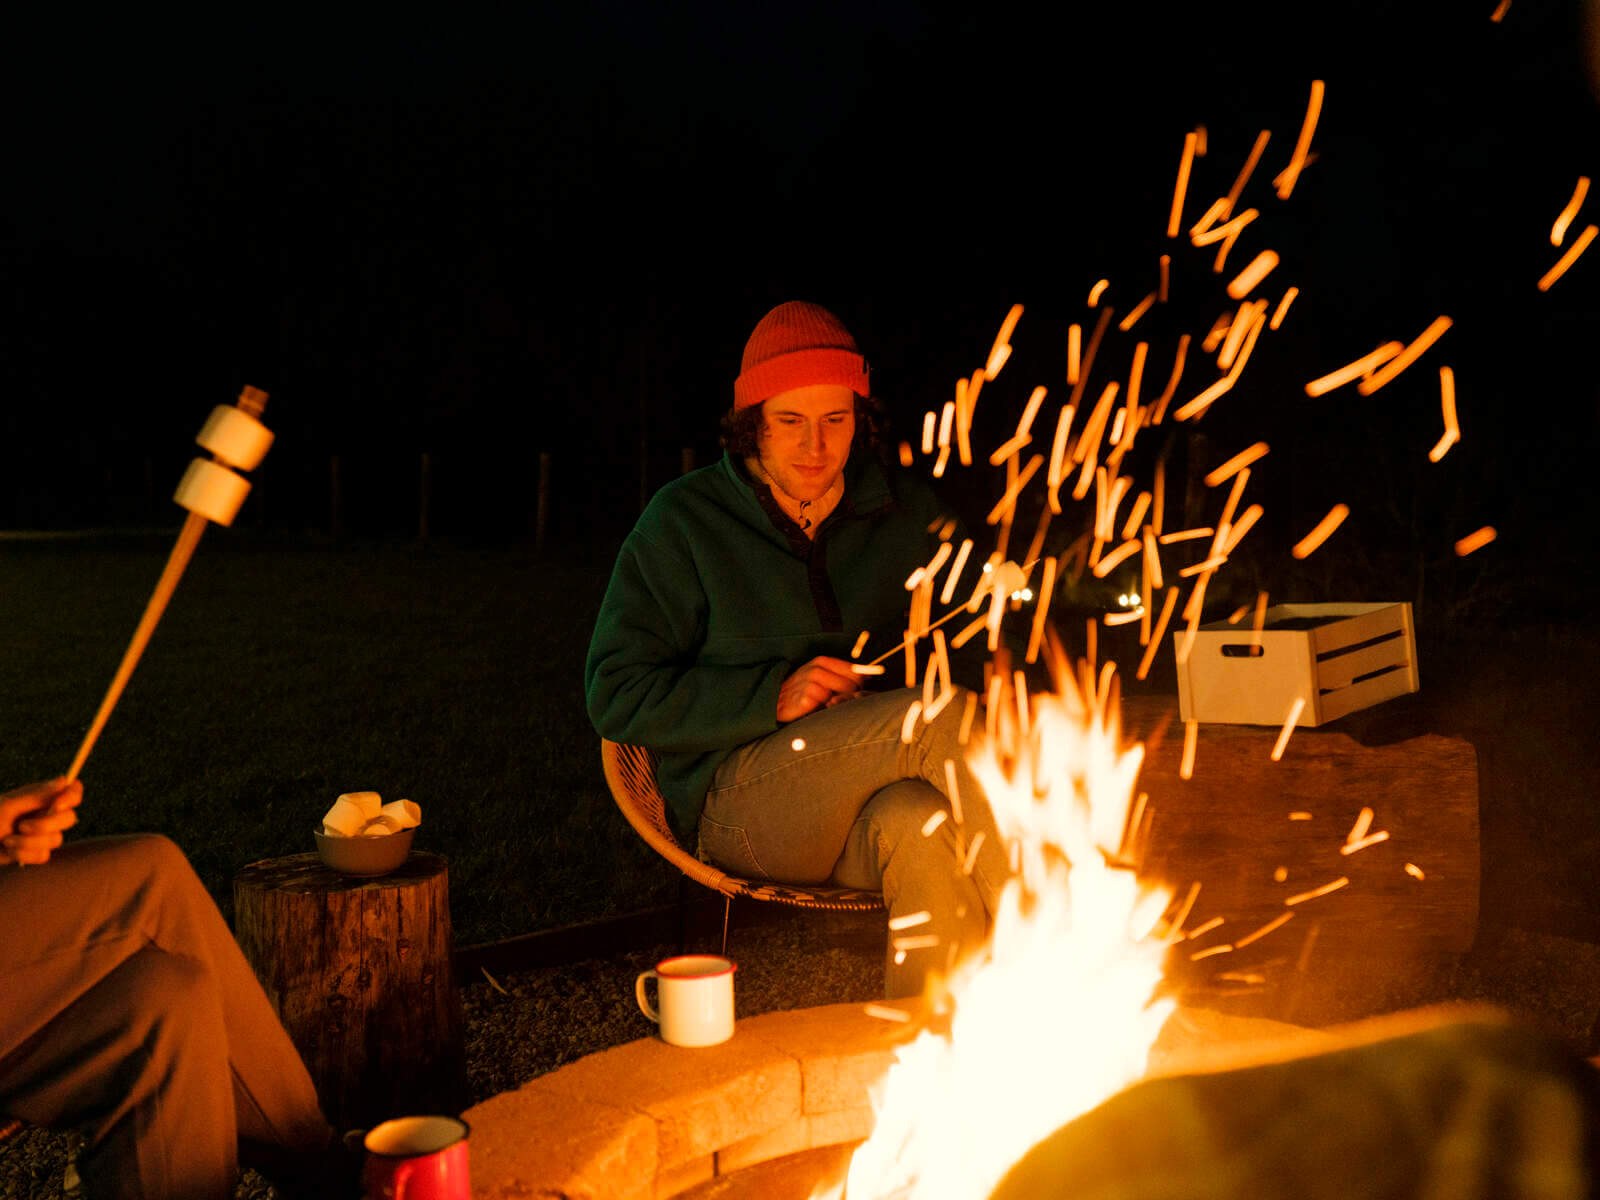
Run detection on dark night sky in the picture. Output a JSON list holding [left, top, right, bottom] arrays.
[[1, 1, 1596, 610]]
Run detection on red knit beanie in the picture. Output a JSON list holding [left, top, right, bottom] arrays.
[[733, 301, 870, 409]]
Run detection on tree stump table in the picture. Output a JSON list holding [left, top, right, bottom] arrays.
[[233, 851, 466, 1130]]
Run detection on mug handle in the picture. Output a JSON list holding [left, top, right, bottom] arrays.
[[635, 969, 660, 1024], [389, 1159, 415, 1200]]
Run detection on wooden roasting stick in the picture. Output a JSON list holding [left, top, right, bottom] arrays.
[[66, 387, 273, 782]]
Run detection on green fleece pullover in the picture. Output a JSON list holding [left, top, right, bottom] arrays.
[[585, 450, 952, 837]]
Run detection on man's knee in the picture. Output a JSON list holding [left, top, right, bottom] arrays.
[[862, 779, 948, 844], [118, 948, 218, 1043]]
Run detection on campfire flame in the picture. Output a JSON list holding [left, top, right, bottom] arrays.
[[830, 651, 1175, 1200]]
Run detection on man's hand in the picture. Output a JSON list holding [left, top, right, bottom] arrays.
[[0, 777, 82, 866], [776, 656, 863, 723]]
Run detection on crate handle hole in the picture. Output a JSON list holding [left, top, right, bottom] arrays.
[[1220, 644, 1265, 658]]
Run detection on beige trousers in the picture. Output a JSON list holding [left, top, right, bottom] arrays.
[[0, 835, 332, 1199]]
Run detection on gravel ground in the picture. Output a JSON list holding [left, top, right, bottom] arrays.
[[4, 907, 1598, 1199]]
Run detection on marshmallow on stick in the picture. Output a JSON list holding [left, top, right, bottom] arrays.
[[66, 387, 273, 782]]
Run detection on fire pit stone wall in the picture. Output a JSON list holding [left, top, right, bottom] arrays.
[[464, 1002, 919, 1199]]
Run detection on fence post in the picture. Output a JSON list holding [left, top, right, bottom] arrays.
[[419, 452, 432, 543], [330, 455, 343, 542], [536, 451, 551, 554]]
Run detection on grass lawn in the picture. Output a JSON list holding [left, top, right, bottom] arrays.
[[0, 534, 677, 946]]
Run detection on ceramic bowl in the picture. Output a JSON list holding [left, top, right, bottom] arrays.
[[313, 827, 415, 876]]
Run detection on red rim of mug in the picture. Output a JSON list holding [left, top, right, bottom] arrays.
[[655, 955, 737, 978]]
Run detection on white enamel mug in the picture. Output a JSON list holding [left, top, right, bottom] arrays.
[[635, 954, 737, 1046]]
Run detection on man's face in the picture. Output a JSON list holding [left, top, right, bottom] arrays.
[[756, 383, 857, 502]]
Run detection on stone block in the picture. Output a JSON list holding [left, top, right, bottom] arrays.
[[536, 1029, 802, 1167], [741, 1002, 916, 1114], [465, 1073, 655, 1200], [715, 1116, 809, 1175], [656, 1152, 715, 1197], [807, 1107, 875, 1149]]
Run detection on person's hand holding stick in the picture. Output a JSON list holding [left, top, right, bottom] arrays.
[[1, 778, 82, 865], [777, 656, 863, 722]]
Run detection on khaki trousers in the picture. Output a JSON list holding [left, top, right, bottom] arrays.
[[702, 687, 1008, 998], [0, 835, 332, 1199]]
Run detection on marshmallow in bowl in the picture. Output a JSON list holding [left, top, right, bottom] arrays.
[[337, 791, 383, 821], [322, 792, 423, 838], [380, 799, 421, 830], [322, 797, 369, 838]]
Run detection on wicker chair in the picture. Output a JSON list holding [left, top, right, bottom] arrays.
[[601, 739, 883, 955]]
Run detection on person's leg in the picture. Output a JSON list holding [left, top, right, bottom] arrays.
[[830, 780, 990, 998], [700, 687, 1009, 914], [0, 836, 333, 1178], [0, 945, 236, 1200]]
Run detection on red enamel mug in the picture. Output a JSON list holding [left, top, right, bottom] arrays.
[[362, 1116, 470, 1200]]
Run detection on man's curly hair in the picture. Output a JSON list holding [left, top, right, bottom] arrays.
[[719, 394, 890, 460]]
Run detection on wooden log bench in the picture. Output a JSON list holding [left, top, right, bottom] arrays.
[[233, 851, 467, 1130], [1119, 694, 1479, 1025]]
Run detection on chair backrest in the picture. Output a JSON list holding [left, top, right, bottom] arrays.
[[599, 739, 884, 912], [600, 739, 742, 898]]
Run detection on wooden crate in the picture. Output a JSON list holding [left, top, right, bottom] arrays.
[[1174, 602, 1419, 726]]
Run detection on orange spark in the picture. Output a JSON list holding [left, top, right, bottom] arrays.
[[1191, 206, 1258, 247], [1067, 323, 1081, 384], [1489, 0, 1511, 21], [1205, 441, 1270, 487], [1142, 527, 1164, 589], [1405, 862, 1426, 880], [1428, 366, 1460, 462], [940, 539, 974, 605], [986, 304, 1024, 379], [1276, 80, 1325, 200], [1551, 176, 1590, 245], [1357, 316, 1454, 395], [1224, 129, 1272, 215], [1136, 586, 1179, 680], [1537, 224, 1598, 291], [1159, 254, 1171, 302], [1179, 718, 1198, 780], [1200, 312, 1233, 354], [1217, 300, 1265, 369], [1269, 286, 1299, 330], [1091, 538, 1142, 578], [1291, 504, 1350, 559], [1025, 557, 1057, 664], [1270, 697, 1306, 761], [1167, 131, 1198, 239], [1189, 197, 1229, 240], [1221, 504, 1263, 555], [1226, 250, 1280, 300], [1118, 292, 1157, 332], [1305, 342, 1403, 397], [1454, 526, 1497, 556], [1121, 491, 1152, 541], [898, 441, 914, 467], [1285, 876, 1349, 906], [1046, 403, 1077, 514], [1175, 309, 1265, 420], [1087, 278, 1110, 307], [1149, 334, 1191, 425], [1159, 527, 1214, 544], [1233, 910, 1295, 949]]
